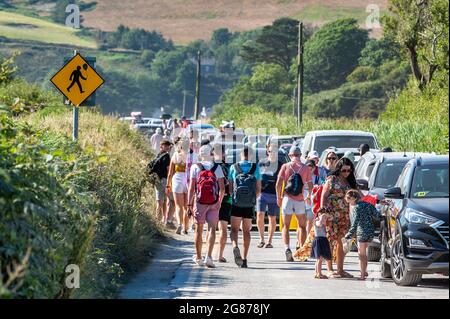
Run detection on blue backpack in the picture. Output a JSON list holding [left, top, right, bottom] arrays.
[[232, 163, 257, 208]]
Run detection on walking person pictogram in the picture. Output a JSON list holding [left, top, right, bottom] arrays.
[[67, 64, 88, 93]]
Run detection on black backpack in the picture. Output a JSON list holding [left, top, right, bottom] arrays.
[[232, 163, 257, 208], [147, 152, 167, 178], [284, 163, 304, 196]]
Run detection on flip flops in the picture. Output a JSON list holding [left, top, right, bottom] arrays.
[[339, 271, 354, 278], [265, 243, 273, 248], [257, 242, 265, 248], [314, 274, 329, 279], [218, 257, 227, 263]]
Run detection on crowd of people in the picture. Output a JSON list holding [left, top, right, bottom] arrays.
[[147, 123, 381, 280]]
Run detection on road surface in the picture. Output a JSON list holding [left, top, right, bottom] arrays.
[[120, 230, 449, 299]]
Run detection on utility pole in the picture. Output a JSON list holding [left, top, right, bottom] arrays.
[[194, 50, 201, 120], [182, 89, 186, 117], [296, 21, 304, 127], [292, 86, 296, 117]]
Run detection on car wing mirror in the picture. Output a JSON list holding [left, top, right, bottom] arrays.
[[384, 187, 404, 199], [356, 179, 369, 191]]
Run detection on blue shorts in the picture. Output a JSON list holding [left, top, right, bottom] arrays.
[[256, 193, 279, 217]]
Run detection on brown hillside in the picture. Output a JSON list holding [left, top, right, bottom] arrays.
[[81, 0, 387, 43]]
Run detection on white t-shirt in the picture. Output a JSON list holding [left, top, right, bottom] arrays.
[[190, 161, 224, 181]]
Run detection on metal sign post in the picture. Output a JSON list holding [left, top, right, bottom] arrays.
[[72, 50, 78, 140], [50, 50, 104, 141]]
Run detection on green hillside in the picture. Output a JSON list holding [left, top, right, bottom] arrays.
[[0, 11, 97, 48]]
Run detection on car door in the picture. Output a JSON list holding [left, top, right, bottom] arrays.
[[386, 164, 412, 240]]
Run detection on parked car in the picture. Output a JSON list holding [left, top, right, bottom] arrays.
[[301, 130, 379, 158], [242, 134, 271, 146], [379, 155, 449, 286], [354, 152, 432, 261], [146, 118, 164, 134], [279, 143, 292, 155], [267, 135, 303, 147], [318, 147, 362, 167]]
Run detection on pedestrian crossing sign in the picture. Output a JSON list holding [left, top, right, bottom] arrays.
[[50, 53, 104, 107]]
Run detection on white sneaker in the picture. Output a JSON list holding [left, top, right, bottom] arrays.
[[195, 258, 205, 267], [204, 256, 216, 268]]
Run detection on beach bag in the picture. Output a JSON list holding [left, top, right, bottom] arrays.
[[312, 184, 324, 217]]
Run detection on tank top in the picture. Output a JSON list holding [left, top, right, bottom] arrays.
[[175, 163, 186, 173], [314, 223, 326, 238]]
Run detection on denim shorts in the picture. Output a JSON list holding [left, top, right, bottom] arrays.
[[256, 192, 279, 216]]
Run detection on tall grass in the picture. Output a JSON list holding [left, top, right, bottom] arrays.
[[212, 103, 448, 154], [23, 108, 163, 298], [1, 104, 162, 298]]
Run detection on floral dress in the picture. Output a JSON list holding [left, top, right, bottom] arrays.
[[295, 175, 351, 261]]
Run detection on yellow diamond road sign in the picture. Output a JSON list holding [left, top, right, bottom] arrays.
[[50, 53, 104, 107]]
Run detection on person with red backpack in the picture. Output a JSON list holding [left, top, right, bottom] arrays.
[[187, 144, 225, 268], [276, 145, 313, 262]]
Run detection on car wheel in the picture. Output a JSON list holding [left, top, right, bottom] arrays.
[[380, 227, 391, 278], [390, 234, 422, 286], [367, 246, 381, 262]]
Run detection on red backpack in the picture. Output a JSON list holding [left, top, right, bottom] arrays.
[[196, 163, 220, 205]]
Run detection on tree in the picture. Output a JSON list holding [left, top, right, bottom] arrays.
[[383, 0, 449, 90], [211, 28, 232, 51], [240, 18, 304, 72], [249, 63, 291, 94], [358, 37, 402, 68], [304, 18, 369, 93]]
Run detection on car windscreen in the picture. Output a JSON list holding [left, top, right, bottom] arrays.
[[314, 136, 376, 154], [411, 164, 449, 198], [374, 161, 408, 189]]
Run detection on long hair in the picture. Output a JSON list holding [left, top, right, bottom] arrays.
[[329, 157, 358, 189]]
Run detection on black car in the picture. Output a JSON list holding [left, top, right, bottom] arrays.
[[380, 155, 449, 286], [355, 152, 431, 261]]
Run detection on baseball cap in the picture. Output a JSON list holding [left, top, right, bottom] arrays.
[[199, 144, 213, 158], [289, 145, 302, 156], [308, 150, 319, 159]]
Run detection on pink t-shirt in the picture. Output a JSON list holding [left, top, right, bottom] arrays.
[[279, 161, 312, 201]]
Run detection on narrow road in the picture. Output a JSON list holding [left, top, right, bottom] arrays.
[[120, 230, 449, 299]]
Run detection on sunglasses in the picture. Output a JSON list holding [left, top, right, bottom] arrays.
[[327, 157, 337, 161], [341, 169, 352, 173]]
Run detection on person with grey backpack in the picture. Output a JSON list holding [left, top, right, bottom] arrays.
[[228, 147, 262, 268]]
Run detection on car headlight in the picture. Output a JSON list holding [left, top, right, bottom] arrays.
[[404, 208, 439, 225]]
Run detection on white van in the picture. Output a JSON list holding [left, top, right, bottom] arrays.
[[301, 130, 379, 158]]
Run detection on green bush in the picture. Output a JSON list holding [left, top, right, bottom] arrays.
[[1, 103, 162, 298]]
